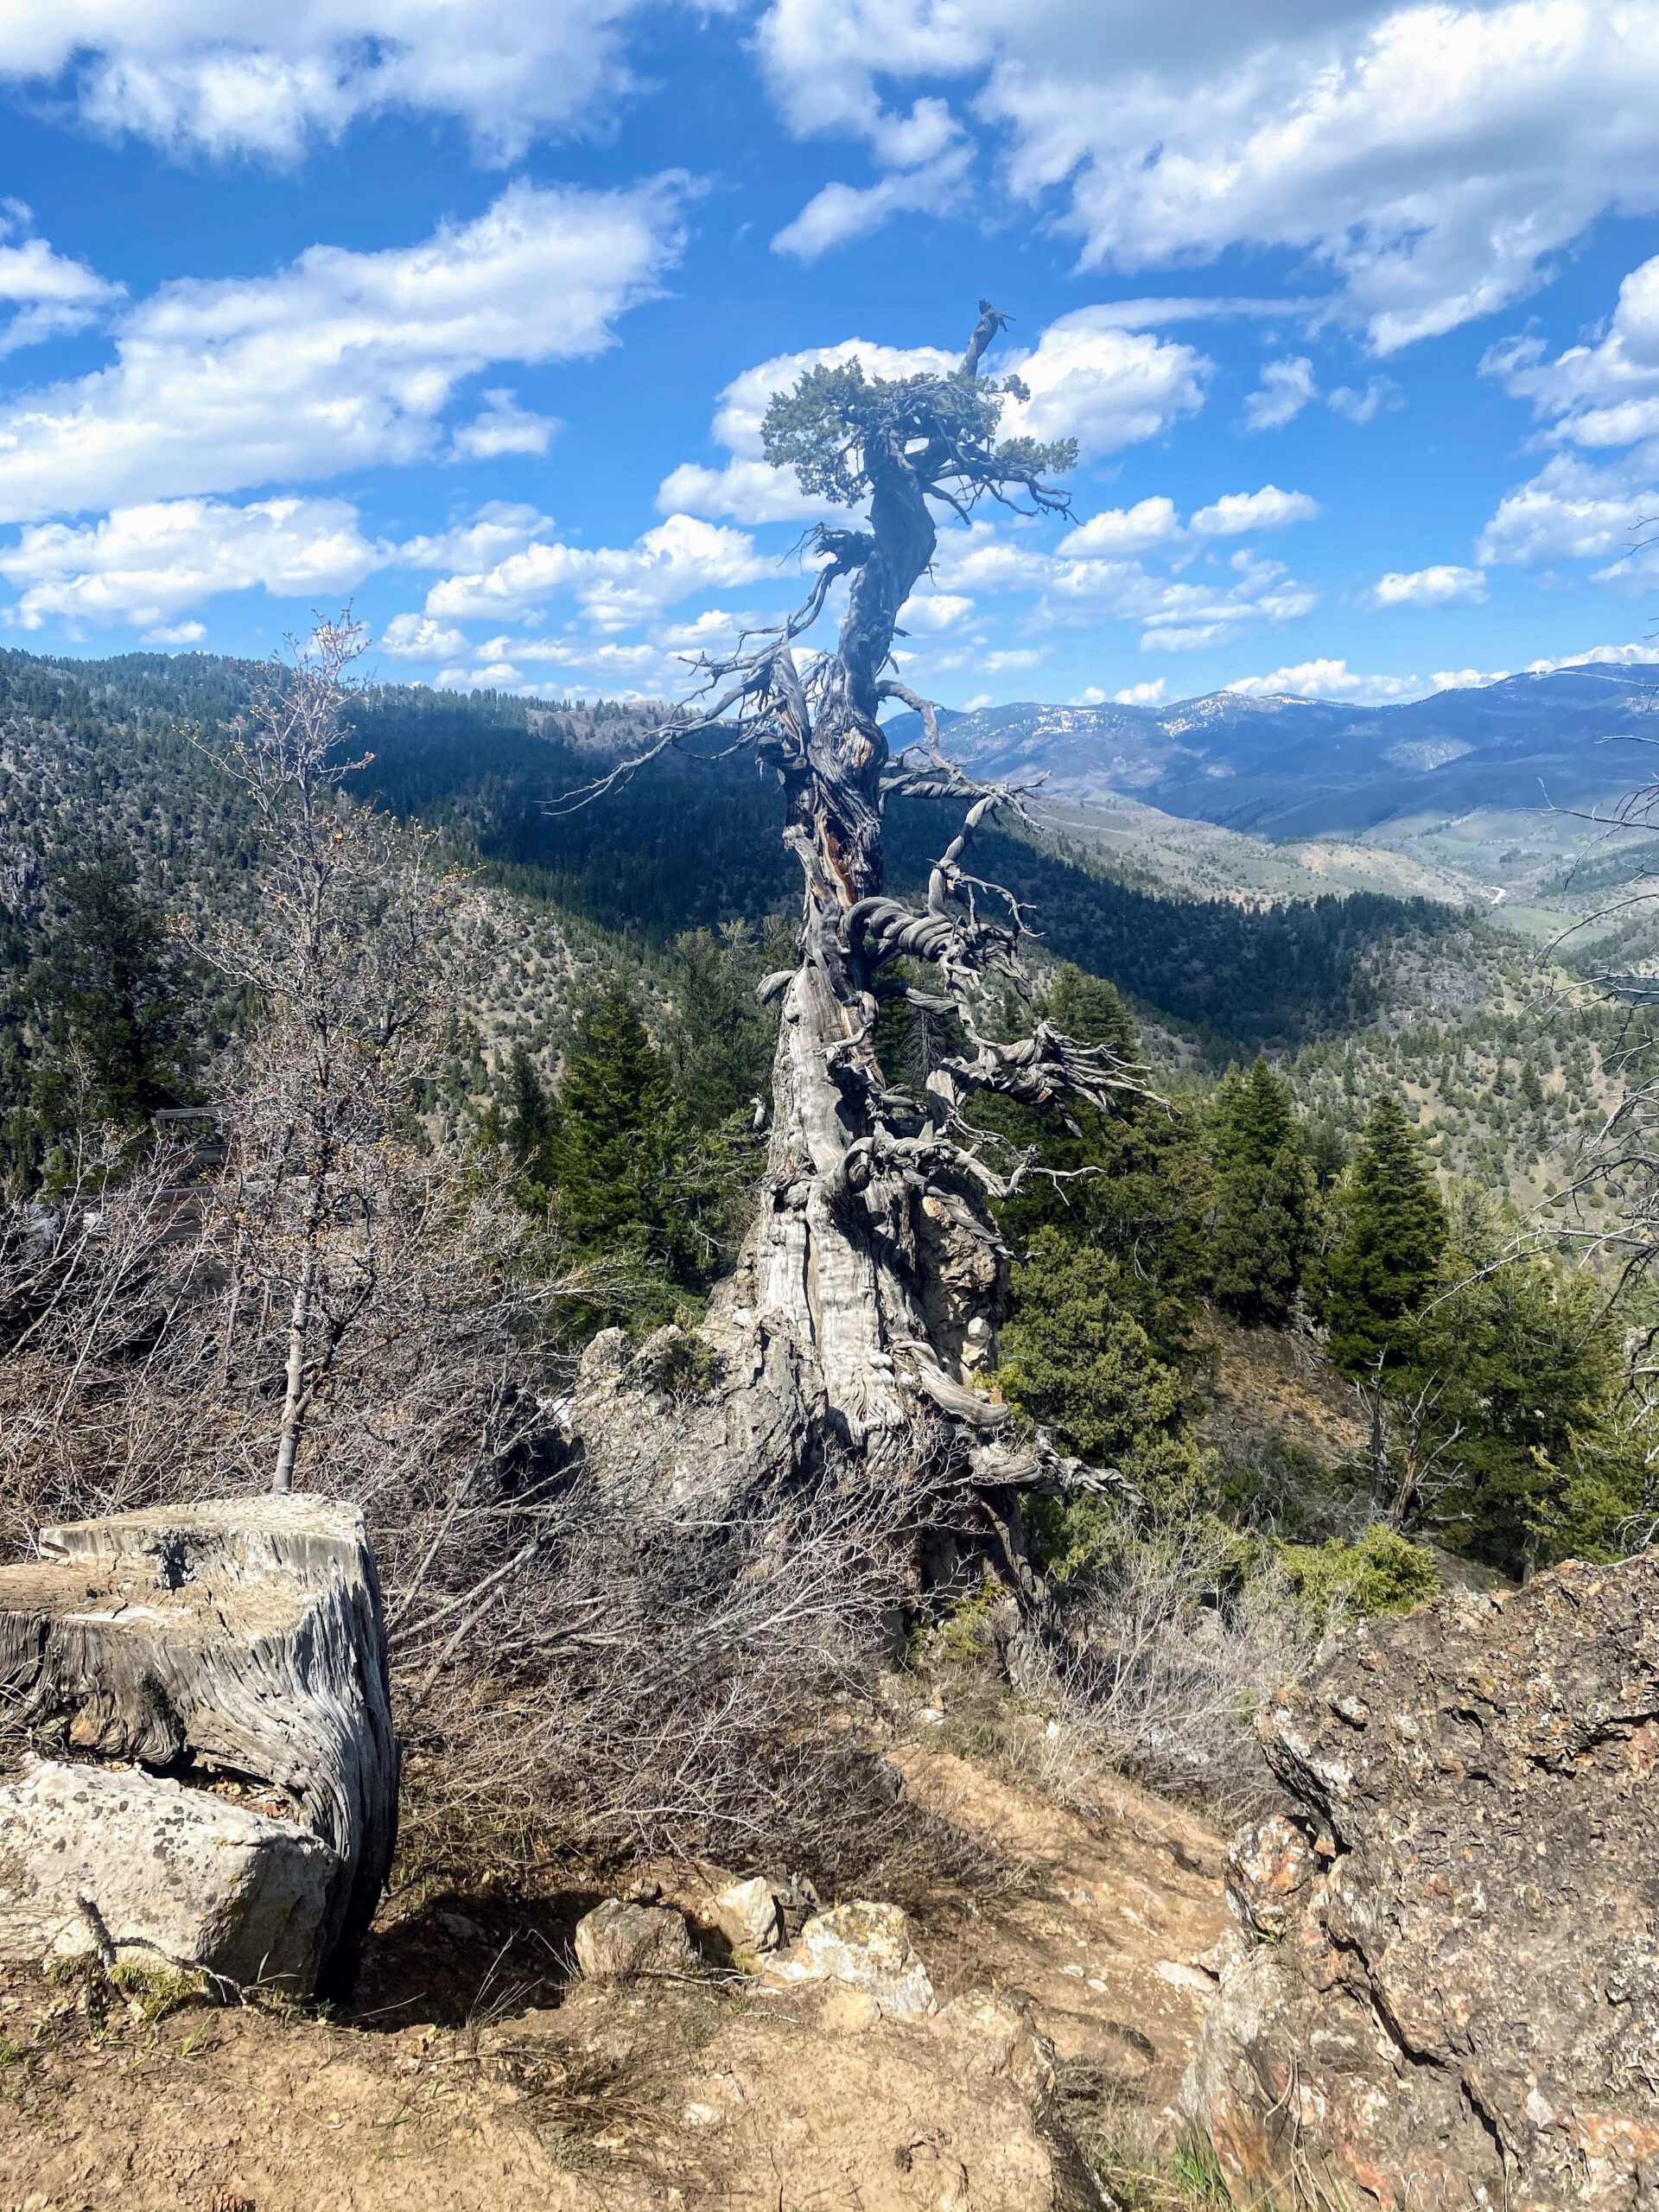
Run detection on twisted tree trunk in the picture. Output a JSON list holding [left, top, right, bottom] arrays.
[[567, 309, 1131, 1516]]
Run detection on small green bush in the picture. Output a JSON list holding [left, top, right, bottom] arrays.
[[1275, 1523, 1439, 1624]]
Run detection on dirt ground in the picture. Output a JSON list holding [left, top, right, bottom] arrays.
[[0, 1749, 1229, 2212]]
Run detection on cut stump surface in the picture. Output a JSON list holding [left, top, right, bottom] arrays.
[[0, 1494, 397, 1995]]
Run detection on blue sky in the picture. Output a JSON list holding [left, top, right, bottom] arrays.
[[3, 2, 1659, 711]]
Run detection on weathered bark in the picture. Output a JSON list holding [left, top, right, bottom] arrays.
[[563, 308, 1135, 1520], [748, 950, 1012, 1452], [0, 1494, 397, 1994]]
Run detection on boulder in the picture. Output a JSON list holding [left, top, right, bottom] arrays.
[[574, 1898, 696, 1980], [0, 1759, 336, 1993], [763, 1900, 934, 2018], [0, 1495, 397, 1997], [1185, 1554, 1659, 2211], [713, 1875, 782, 1955]]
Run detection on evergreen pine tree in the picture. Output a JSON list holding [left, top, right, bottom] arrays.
[[1399, 1185, 1631, 1573], [30, 850, 196, 1124], [664, 925, 779, 1129], [1046, 963, 1139, 1058], [1325, 1093, 1446, 1376], [503, 1043, 558, 1186], [1001, 1228, 1204, 1518], [982, 963, 1211, 1364], [549, 984, 683, 1268], [1208, 1056, 1316, 1325]]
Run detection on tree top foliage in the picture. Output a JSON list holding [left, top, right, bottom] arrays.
[[760, 359, 1077, 518]]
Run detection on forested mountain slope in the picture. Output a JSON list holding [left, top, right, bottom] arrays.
[[2, 650, 1478, 1063]]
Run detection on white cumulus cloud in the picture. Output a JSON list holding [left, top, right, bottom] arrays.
[[1225, 658, 1433, 704], [754, 0, 1659, 350], [1190, 486, 1320, 537], [0, 494, 389, 629], [450, 390, 559, 460], [1043, 545, 1317, 652], [1058, 498, 1181, 556], [1327, 376, 1402, 424], [772, 144, 972, 261], [0, 200, 123, 357], [0, 0, 671, 162], [1058, 485, 1317, 554], [0, 176, 686, 524], [1224, 658, 1508, 703], [1001, 309, 1210, 458], [1524, 640, 1659, 672], [1484, 255, 1659, 449], [1477, 258, 1659, 574], [1243, 357, 1318, 432], [1367, 564, 1489, 608], [382, 613, 477, 662], [423, 512, 770, 628], [896, 588, 975, 632], [1477, 454, 1655, 568]]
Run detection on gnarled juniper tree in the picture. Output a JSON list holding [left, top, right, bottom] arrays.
[[573, 306, 1151, 1491]]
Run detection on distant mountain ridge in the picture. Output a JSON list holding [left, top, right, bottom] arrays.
[[887, 665, 1659, 836]]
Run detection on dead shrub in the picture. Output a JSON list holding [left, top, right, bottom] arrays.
[[392, 1443, 1013, 1908], [1010, 1521, 1319, 1828]]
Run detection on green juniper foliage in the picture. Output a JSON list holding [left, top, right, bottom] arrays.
[[760, 359, 1077, 510], [2, 849, 204, 1190], [664, 924, 783, 1129], [502, 1040, 560, 1188], [1402, 1185, 1632, 1571], [523, 979, 761, 1328], [1001, 1227, 1206, 1517], [1275, 1522, 1440, 1623], [983, 966, 1211, 1368], [545, 984, 687, 1276]]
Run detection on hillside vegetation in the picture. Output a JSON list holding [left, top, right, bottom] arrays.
[[8, 639, 1659, 2209]]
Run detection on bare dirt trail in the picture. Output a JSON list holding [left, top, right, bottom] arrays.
[[1, 1756, 1227, 2212]]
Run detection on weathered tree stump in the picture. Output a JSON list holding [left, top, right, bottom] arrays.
[[0, 1495, 397, 1996]]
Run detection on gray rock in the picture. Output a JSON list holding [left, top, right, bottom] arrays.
[[1185, 1553, 1659, 2212], [713, 1875, 782, 1955], [0, 1758, 337, 1993], [574, 1897, 696, 1980]]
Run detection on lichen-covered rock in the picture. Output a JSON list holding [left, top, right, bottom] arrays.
[[764, 1900, 935, 2018], [0, 1759, 336, 1993], [1185, 1554, 1659, 2211], [574, 1897, 696, 1980]]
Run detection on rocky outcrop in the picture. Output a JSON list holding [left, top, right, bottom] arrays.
[[0, 1496, 397, 1997], [0, 1759, 336, 1992], [1185, 1553, 1659, 2211]]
